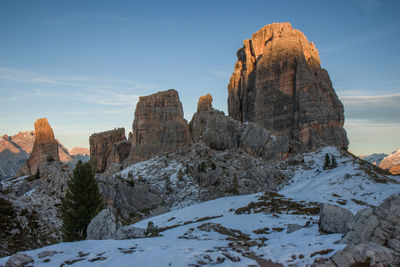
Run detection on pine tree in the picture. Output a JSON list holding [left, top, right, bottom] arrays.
[[324, 154, 331, 169], [331, 155, 337, 168], [61, 160, 103, 241]]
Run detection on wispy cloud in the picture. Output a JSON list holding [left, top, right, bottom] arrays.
[[340, 92, 400, 124], [353, 0, 382, 13], [44, 19, 64, 25], [80, 14, 132, 22], [320, 21, 400, 53], [0, 66, 158, 106], [211, 70, 229, 79]]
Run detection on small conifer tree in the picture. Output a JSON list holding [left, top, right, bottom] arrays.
[[61, 160, 103, 241], [331, 155, 337, 168], [324, 154, 331, 169]]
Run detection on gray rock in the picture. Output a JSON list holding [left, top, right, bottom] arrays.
[[5, 253, 34, 267], [37, 250, 57, 258], [332, 242, 393, 267], [86, 209, 117, 240], [286, 223, 303, 234], [0, 182, 3, 193], [343, 193, 400, 253], [115, 226, 146, 240], [319, 204, 354, 234]]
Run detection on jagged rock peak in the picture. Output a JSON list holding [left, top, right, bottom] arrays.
[[228, 22, 348, 154], [129, 89, 191, 163], [197, 93, 213, 112], [89, 128, 126, 173], [18, 118, 60, 175]]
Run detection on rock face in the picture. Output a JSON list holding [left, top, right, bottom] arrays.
[[129, 89, 191, 162], [18, 118, 60, 176], [89, 128, 126, 173], [86, 209, 117, 240], [107, 140, 131, 168], [319, 204, 354, 234], [228, 22, 348, 155]]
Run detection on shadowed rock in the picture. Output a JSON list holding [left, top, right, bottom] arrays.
[[228, 22, 348, 156]]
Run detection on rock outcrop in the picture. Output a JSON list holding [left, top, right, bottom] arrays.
[[18, 118, 60, 176], [228, 22, 348, 155], [190, 94, 285, 159], [129, 89, 191, 162], [343, 194, 400, 252], [318, 204, 354, 234], [314, 194, 400, 266], [89, 128, 126, 173]]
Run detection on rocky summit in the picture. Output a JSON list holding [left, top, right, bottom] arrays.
[[129, 89, 191, 163], [228, 22, 348, 155], [18, 118, 60, 176]]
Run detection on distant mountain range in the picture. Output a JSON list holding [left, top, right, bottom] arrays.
[[0, 131, 89, 179]]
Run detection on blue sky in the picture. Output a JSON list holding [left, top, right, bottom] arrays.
[[0, 0, 399, 155]]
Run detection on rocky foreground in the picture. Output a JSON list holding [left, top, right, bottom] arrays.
[[1, 147, 399, 266]]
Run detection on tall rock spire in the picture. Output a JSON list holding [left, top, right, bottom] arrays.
[[18, 118, 60, 175], [228, 22, 348, 154]]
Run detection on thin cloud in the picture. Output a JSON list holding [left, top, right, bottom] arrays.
[[211, 70, 229, 79], [81, 14, 132, 22], [320, 22, 400, 53], [340, 92, 400, 124], [0, 67, 156, 106], [353, 0, 382, 13]]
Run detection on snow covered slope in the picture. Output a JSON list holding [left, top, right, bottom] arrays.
[[1, 147, 399, 266]]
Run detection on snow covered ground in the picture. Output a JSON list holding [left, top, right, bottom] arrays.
[[1, 147, 399, 266]]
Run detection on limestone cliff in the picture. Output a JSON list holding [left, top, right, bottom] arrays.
[[89, 128, 126, 173], [18, 118, 60, 176], [129, 89, 191, 162], [228, 22, 348, 155]]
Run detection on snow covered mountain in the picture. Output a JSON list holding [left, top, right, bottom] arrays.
[[1, 147, 399, 266]]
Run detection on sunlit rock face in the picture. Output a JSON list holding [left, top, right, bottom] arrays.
[[129, 89, 191, 162], [18, 118, 60, 175], [89, 128, 126, 173], [228, 22, 348, 155]]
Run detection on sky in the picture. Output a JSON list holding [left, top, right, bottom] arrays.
[[0, 0, 399, 155]]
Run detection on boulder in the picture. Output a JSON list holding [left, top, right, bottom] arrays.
[[130, 89, 191, 162], [89, 128, 126, 173], [116, 226, 146, 240], [86, 209, 117, 240], [228, 22, 348, 155], [319, 204, 354, 234], [5, 253, 34, 267], [18, 118, 60, 176]]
